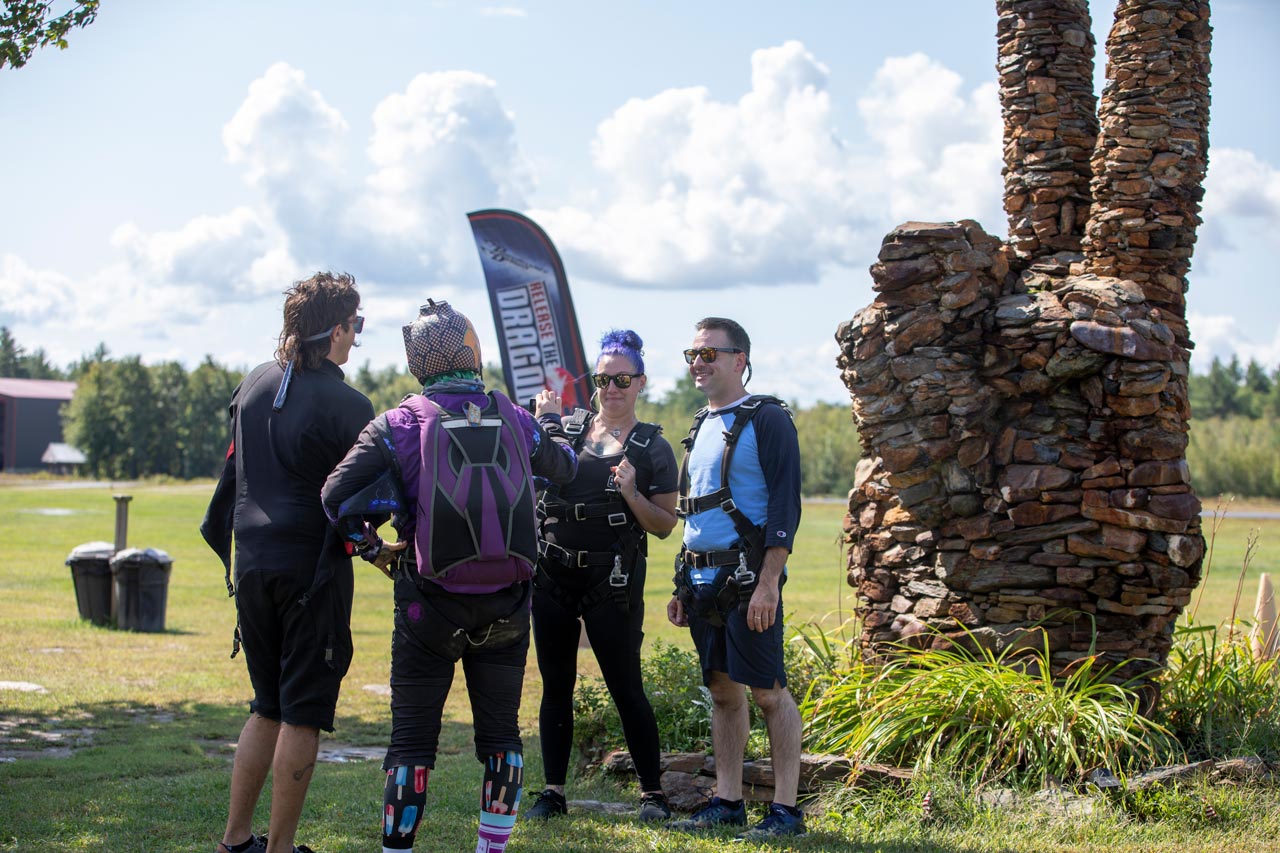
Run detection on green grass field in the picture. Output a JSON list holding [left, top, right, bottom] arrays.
[[1, 481, 1278, 852]]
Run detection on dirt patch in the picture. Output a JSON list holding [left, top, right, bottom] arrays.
[[0, 716, 98, 762]]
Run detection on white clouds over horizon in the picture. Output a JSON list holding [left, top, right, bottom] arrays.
[[3, 42, 1278, 398], [1187, 147, 1280, 371]]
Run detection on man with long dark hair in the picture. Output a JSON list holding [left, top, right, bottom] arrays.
[[202, 271, 374, 853]]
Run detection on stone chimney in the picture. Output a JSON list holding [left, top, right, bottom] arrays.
[[836, 0, 1211, 675]]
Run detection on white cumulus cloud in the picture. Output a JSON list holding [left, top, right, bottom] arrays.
[[110, 207, 277, 297], [535, 43, 1004, 290]]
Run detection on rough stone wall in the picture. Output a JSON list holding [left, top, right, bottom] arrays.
[[837, 0, 1211, 671]]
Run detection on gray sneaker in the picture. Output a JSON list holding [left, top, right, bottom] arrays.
[[638, 792, 671, 822]]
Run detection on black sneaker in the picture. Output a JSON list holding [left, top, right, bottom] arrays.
[[670, 796, 747, 832], [524, 788, 568, 820], [637, 792, 671, 822], [736, 803, 806, 840], [218, 836, 313, 853]]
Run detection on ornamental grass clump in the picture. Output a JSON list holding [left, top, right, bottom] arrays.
[[1157, 620, 1280, 760], [803, 627, 1176, 787]]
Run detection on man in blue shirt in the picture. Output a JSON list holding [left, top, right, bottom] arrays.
[[666, 317, 805, 840]]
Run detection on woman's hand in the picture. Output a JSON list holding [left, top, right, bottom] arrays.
[[534, 388, 563, 418], [612, 457, 638, 498]]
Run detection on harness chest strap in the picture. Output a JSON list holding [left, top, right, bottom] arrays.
[[536, 411, 662, 613], [538, 410, 661, 549]]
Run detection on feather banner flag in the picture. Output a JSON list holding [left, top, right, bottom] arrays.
[[467, 209, 591, 412]]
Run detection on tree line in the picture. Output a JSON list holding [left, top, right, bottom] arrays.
[[2, 325, 1276, 496], [1187, 355, 1280, 420]]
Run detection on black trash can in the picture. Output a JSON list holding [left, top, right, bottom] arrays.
[[66, 541, 116, 626], [110, 548, 172, 632]]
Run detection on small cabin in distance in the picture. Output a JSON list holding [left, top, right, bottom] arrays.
[[0, 378, 78, 472]]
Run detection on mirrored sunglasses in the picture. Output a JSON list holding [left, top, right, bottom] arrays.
[[591, 372, 640, 389], [682, 346, 743, 364]]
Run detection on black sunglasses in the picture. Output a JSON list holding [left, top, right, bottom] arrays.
[[591, 372, 640, 389], [302, 314, 364, 342], [683, 346, 742, 364]]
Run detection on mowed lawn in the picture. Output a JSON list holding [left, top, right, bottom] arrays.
[[1, 480, 1278, 852]]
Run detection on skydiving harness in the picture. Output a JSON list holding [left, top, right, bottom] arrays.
[[672, 395, 790, 627], [535, 409, 662, 616]]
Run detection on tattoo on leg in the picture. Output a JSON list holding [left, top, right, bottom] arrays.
[[292, 761, 315, 782]]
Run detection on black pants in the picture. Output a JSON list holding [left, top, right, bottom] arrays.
[[383, 567, 530, 770], [531, 557, 663, 792]]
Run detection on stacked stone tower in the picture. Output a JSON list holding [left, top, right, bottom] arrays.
[[836, 0, 1211, 673]]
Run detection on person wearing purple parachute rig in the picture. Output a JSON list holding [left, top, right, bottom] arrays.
[[321, 299, 577, 853]]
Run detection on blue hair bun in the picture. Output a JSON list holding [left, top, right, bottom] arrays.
[[598, 328, 645, 374], [600, 328, 644, 352]]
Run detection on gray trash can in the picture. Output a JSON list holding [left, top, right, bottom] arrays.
[[110, 548, 172, 632], [66, 541, 116, 626]]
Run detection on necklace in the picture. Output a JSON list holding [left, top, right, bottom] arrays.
[[598, 417, 633, 440]]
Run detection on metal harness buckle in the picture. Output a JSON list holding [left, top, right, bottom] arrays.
[[607, 512, 628, 527], [608, 554, 628, 588], [733, 551, 756, 587]]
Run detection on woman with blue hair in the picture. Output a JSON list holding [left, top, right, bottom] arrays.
[[526, 329, 680, 822]]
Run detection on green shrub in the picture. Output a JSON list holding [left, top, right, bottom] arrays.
[[1157, 620, 1280, 760], [572, 623, 836, 765], [802, 627, 1176, 787], [572, 640, 713, 766]]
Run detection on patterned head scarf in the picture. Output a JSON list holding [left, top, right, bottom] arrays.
[[402, 300, 483, 383]]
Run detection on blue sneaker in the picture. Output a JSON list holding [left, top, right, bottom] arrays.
[[736, 803, 806, 840], [670, 796, 747, 832]]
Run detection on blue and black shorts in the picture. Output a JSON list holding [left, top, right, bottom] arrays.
[[686, 579, 787, 690]]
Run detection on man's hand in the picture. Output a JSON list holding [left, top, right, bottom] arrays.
[[744, 577, 780, 633], [667, 595, 688, 627]]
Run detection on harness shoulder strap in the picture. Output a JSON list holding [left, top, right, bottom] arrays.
[[562, 408, 593, 446], [716, 396, 783, 544], [623, 421, 661, 470], [539, 408, 592, 515], [676, 406, 711, 502]]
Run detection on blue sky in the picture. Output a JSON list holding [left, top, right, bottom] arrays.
[[2, 1, 1277, 404]]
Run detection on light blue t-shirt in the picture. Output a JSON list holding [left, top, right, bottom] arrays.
[[683, 399, 771, 584]]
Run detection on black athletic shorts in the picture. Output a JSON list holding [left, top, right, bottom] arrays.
[[235, 565, 354, 731], [686, 583, 787, 690]]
